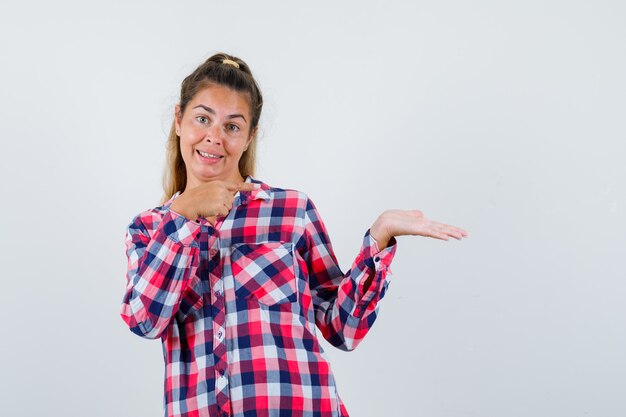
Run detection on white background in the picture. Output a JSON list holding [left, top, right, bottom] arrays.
[[1, 1, 625, 416]]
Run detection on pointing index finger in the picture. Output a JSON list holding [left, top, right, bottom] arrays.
[[226, 181, 261, 193]]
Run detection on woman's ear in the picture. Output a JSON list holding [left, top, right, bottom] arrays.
[[174, 104, 182, 135]]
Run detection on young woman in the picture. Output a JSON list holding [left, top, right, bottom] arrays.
[[120, 53, 468, 417]]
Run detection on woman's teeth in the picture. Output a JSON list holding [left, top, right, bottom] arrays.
[[197, 150, 222, 158]]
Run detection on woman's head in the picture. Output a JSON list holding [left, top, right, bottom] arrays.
[[162, 53, 263, 202]]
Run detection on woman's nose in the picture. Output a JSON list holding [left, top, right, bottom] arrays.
[[204, 125, 222, 145]]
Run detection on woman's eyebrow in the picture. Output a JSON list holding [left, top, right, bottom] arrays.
[[192, 104, 247, 122]]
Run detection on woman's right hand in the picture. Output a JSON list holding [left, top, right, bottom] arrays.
[[169, 180, 259, 223]]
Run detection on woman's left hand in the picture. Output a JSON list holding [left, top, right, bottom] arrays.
[[369, 210, 469, 250]]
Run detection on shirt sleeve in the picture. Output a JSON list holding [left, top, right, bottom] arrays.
[[119, 208, 203, 340], [301, 196, 397, 351]]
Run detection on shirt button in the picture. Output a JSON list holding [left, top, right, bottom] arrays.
[[219, 369, 225, 376], [374, 256, 380, 262], [217, 330, 223, 339], [215, 290, 222, 298]]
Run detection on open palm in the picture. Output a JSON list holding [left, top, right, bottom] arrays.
[[370, 209, 468, 247]]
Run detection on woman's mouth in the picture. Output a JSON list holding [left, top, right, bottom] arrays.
[[196, 149, 224, 160]]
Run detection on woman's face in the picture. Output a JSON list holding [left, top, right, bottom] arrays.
[[175, 84, 254, 190]]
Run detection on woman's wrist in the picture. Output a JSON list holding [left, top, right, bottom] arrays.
[[370, 223, 390, 251], [170, 194, 195, 220]]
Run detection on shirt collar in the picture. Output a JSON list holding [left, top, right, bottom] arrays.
[[239, 175, 271, 205]]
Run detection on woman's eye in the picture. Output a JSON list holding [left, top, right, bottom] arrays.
[[196, 116, 209, 124], [227, 124, 240, 132]]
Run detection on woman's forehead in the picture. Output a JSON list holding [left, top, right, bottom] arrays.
[[190, 84, 251, 115]]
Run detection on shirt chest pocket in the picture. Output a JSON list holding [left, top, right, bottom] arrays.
[[231, 241, 298, 306]]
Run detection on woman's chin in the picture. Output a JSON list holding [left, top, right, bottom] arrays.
[[189, 167, 240, 184]]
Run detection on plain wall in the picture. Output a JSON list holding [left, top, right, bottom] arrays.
[[1, 1, 625, 416]]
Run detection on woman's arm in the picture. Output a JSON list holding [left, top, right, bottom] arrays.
[[301, 197, 397, 352], [120, 209, 202, 339], [301, 198, 468, 352]]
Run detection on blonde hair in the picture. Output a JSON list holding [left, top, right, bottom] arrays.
[[160, 53, 263, 205]]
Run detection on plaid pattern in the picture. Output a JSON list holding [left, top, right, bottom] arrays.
[[120, 176, 397, 417]]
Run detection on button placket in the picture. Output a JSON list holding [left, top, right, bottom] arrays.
[[214, 281, 223, 298], [208, 233, 229, 416]]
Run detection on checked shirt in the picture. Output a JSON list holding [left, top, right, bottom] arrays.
[[120, 176, 397, 417]]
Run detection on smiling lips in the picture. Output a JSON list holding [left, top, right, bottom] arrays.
[[196, 149, 224, 160]]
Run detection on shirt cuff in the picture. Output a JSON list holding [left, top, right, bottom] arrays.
[[351, 230, 398, 317], [363, 229, 397, 272]]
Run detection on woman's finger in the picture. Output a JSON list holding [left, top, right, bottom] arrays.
[[428, 220, 469, 238], [431, 232, 450, 241], [217, 206, 229, 217], [226, 182, 260, 192], [420, 223, 462, 241]]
